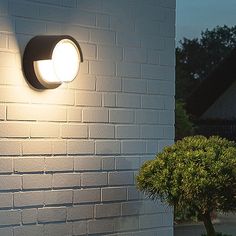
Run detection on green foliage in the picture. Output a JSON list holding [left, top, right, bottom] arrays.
[[136, 136, 236, 235], [176, 25, 236, 101], [202, 233, 232, 236], [175, 100, 194, 140]]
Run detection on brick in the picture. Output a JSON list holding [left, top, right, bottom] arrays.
[[124, 47, 147, 63], [38, 207, 66, 223], [109, 109, 134, 123], [9, 1, 39, 17], [63, 26, 90, 43], [67, 140, 94, 155], [90, 61, 115, 76], [139, 214, 162, 229], [96, 13, 109, 28], [67, 107, 82, 122], [147, 141, 159, 154], [14, 225, 44, 236], [0, 228, 13, 236], [121, 141, 146, 154], [102, 93, 116, 107], [0, 175, 21, 190], [14, 191, 44, 207], [61, 124, 87, 138], [110, 15, 135, 32], [0, 193, 13, 208], [0, 52, 15, 67], [22, 208, 37, 224], [102, 157, 115, 170], [89, 124, 114, 139], [95, 203, 121, 218], [0, 210, 21, 226], [147, 80, 175, 95], [114, 216, 139, 232], [117, 62, 141, 78], [122, 201, 143, 216], [70, 9, 96, 27], [116, 157, 140, 170], [22, 140, 52, 155], [141, 36, 164, 50], [67, 205, 93, 220], [142, 95, 164, 109], [14, 157, 44, 173], [95, 140, 120, 155], [108, 172, 134, 186], [39, 5, 69, 22], [52, 140, 67, 155], [127, 186, 140, 200], [98, 45, 122, 61], [81, 172, 107, 187], [16, 19, 45, 34], [0, 141, 21, 156], [70, 74, 96, 90], [0, 158, 13, 173], [88, 219, 114, 234], [30, 123, 59, 138], [73, 188, 101, 204], [72, 221, 87, 236], [0, 104, 6, 120], [116, 125, 140, 139], [83, 108, 108, 123], [117, 32, 140, 47], [141, 125, 164, 139], [79, 43, 96, 60], [91, 29, 115, 45], [141, 64, 163, 79], [96, 77, 122, 92], [44, 190, 73, 205], [23, 174, 52, 190], [163, 125, 174, 139], [44, 223, 72, 236], [123, 78, 147, 94], [74, 157, 101, 171], [34, 89, 75, 106], [135, 109, 159, 124], [0, 122, 30, 138], [53, 173, 80, 188], [45, 157, 73, 172], [159, 110, 174, 124], [76, 91, 102, 107], [7, 105, 67, 122], [101, 187, 127, 202], [117, 94, 141, 108]]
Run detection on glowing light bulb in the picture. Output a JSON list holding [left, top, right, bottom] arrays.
[[33, 39, 80, 85]]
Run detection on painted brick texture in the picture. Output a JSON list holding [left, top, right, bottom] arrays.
[[0, 0, 175, 235]]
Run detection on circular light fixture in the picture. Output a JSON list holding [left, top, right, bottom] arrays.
[[23, 35, 83, 89]]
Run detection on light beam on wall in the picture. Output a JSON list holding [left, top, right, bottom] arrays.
[[23, 35, 83, 89]]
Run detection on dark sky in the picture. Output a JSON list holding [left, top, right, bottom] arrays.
[[176, 0, 236, 43]]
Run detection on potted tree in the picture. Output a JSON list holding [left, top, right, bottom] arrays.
[[136, 136, 236, 236]]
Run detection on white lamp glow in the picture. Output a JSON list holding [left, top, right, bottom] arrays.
[[23, 35, 83, 89], [34, 39, 80, 84]]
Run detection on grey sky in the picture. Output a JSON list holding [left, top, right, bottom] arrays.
[[176, 0, 236, 43]]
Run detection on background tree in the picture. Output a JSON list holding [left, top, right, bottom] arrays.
[[176, 25, 236, 101], [136, 136, 236, 236]]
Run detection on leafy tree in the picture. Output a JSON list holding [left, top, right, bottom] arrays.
[[136, 136, 236, 236], [176, 25, 236, 101]]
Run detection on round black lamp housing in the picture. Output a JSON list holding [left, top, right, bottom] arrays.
[[23, 35, 83, 89]]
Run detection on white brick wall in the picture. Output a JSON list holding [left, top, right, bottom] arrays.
[[0, 0, 175, 235]]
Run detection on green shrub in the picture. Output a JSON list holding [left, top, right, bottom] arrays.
[[175, 100, 194, 140], [202, 233, 232, 236], [136, 136, 236, 236]]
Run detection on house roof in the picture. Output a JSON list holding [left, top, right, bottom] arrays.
[[186, 48, 236, 117]]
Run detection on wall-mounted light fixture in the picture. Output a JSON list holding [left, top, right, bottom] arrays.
[[23, 35, 83, 89]]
